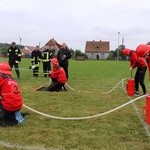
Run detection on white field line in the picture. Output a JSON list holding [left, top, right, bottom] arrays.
[[121, 79, 150, 137], [0, 140, 57, 150], [132, 102, 150, 137]]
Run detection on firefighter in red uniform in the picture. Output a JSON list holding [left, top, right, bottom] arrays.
[[136, 44, 150, 81], [145, 54, 150, 81], [48, 58, 67, 91], [123, 48, 147, 96], [0, 62, 24, 125], [30, 46, 42, 77]]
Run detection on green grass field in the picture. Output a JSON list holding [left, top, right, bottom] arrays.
[[0, 58, 150, 150]]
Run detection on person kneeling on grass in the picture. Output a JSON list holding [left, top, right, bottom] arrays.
[[48, 58, 67, 91], [0, 62, 24, 125]]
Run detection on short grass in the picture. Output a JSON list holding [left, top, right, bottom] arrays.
[[0, 58, 150, 150]]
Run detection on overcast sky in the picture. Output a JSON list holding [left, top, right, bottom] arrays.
[[0, 0, 150, 51]]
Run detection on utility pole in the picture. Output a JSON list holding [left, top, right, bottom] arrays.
[[122, 36, 124, 45], [18, 36, 22, 45], [39, 42, 41, 48], [117, 32, 120, 61]]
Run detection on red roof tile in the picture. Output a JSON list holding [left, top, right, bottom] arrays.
[[85, 40, 110, 53], [45, 38, 61, 50]]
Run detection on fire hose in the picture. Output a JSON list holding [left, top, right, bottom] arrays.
[[23, 78, 147, 120]]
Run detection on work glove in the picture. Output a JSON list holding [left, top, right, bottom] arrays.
[[61, 54, 66, 60]]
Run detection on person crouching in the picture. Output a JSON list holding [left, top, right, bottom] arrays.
[[48, 58, 67, 91], [0, 62, 24, 125]]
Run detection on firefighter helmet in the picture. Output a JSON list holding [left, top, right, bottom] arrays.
[[51, 58, 59, 66], [122, 48, 131, 56], [0, 62, 11, 75], [136, 44, 150, 57]]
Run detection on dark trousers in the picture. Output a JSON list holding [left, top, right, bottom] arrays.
[[43, 62, 51, 77], [135, 66, 147, 94], [48, 80, 64, 91], [59, 63, 68, 79], [0, 103, 16, 122], [9, 61, 20, 78], [33, 67, 39, 77], [0, 103, 24, 125]]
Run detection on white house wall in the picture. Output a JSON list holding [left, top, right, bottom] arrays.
[[85, 52, 109, 60]]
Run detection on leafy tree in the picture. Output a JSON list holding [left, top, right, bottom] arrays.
[[107, 50, 116, 60], [0, 43, 25, 57], [1, 47, 8, 56], [107, 45, 126, 60]]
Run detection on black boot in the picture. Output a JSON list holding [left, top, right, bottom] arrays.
[[17, 74, 20, 79], [44, 74, 47, 77]]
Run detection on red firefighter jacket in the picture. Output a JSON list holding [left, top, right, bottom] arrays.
[[130, 50, 147, 69], [50, 67, 67, 83], [0, 74, 22, 111], [146, 56, 150, 71], [146, 56, 150, 80]]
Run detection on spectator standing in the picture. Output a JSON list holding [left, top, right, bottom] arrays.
[[56, 43, 72, 79], [7, 42, 22, 78]]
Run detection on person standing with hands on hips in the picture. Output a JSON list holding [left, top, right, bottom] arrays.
[[7, 42, 22, 79], [55, 42, 72, 79], [122, 48, 147, 96]]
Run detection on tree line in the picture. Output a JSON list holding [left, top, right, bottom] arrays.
[[0, 43, 126, 60]]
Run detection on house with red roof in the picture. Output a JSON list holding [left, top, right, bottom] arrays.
[[21, 38, 61, 57], [85, 40, 110, 60]]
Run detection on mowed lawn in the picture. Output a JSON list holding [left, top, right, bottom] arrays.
[[0, 58, 150, 150]]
